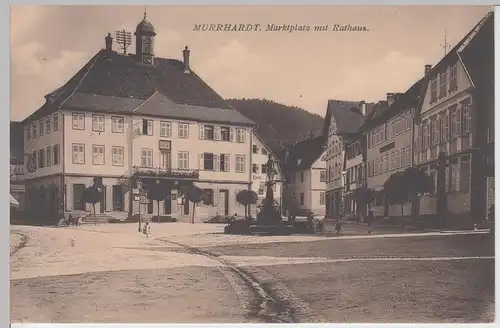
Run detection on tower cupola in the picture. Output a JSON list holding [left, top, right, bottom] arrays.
[[134, 10, 156, 64]]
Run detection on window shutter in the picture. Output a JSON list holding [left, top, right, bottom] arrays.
[[241, 130, 246, 143], [199, 125, 205, 140], [199, 153, 204, 169], [214, 126, 221, 140], [214, 154, 220, 171], [224, 154, 230, 172], [230, 128, 235, 142]]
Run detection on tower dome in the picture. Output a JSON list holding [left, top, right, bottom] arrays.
[[135, 12, 156, 36]]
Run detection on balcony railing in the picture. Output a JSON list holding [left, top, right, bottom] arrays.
[[132, 166, 199, 180]]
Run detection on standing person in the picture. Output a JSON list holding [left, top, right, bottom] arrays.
[[367, 209, 374, 235], [335, 218, 342, 235]]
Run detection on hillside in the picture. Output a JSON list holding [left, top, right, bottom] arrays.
[[226, 98, 324, 152]]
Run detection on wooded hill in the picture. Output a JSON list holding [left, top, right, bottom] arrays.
[[227, 98, 324, 153]]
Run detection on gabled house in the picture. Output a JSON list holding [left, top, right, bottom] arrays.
[[21, 14, 257, 223], [282, 135, 326, 216], [323, 100, 374, 219], [413, 11, 494, 221]]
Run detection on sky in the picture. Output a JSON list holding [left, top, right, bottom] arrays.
[[10, 5, 492, 121]]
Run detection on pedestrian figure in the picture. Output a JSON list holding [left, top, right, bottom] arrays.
[[335, 219, 342, 235], [143, 222, 151, 238], [367, 209, 374, 235]]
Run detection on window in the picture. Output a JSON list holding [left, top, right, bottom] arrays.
[[72, 113, 85, 130], [202, 189, 214, 205], [53, 113, 59, 131], [142, 119, 153, 136], [462, 99, 471, 135], [112, 146, 124, 166], [405, 147, 410, 166], [46, 117, 51, 134], [157, 121, 171, 137], [53, 144, 60, 165], [384, 154, 389, 172], [220, 154, 230, 172], [299, 192, 304, 205], [449, 64, 457, 91], [461, 157, 471, 193], [439, 112, 449, 143], [431, 117, 439, 146], [221, 126, 230, 141], [202, 153, 215, 170], [26, 126, 30, 141], [430, 78, 438, 103], [252, 164, 258, 173], [39, 120, 44, 136], [439, 71, 447, 98], [300, 171, 304, 182], [31, 150, 36, 170], [261, 164, 268, 175], [178, 123, 189, 139], [320, 170, 326, 182], [32, 123, 37, 139], [38, 149, 45, 168], [321, 154, 326, 161], [253, 145, 258, 154], [423, 120, 430, 148], [393, 151, 398, 169], [92, 145, 105, 165], [46, 146, 52, 166], [450, 106, 461, 139], [200, 125, 214, 140], [112, 116, 124, 133], [178, 151, 189, 169], [320, 192, 325, 205], [236, 128, 246, 143], [72, 143, 85, 164], [141, 148, 153, 167], [262, 148, 268, 156], [235, 155, 246, 173]]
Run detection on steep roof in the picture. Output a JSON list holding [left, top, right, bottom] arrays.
[[285, 135, 326, 171], [10, 121, 24, 164], [23, 49, 235, 123], [322, 100, 375, 138]]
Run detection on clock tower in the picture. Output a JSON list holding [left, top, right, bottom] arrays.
[[134, 11, 156, 65]]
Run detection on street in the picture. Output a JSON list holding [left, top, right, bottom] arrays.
[[10, 223, 494, 323]]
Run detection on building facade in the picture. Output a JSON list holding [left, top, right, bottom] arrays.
[[414, 12, 494, 221], [10, 121, 26, 215], [324, 100, 373, 219], [282, 135, 326, 216], [22, 15, 258, 223]]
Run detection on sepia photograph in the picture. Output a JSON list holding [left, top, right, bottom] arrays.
[[9, 4, 495, 324]]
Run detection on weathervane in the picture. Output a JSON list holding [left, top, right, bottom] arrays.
[[115, 29, 132, 55]]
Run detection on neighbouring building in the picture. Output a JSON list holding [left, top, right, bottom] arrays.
[[282, 135, 326, 216], [414, 11, 494, 221], [249, 132, 285, 216], [362, 85, 423, 218], [323, 100, 374, 219], [10, 121, 25, 215], [21, 14, 257, 223]]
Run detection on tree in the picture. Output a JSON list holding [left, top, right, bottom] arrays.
[[147, 183, 167, 223], [350, 187, 375, 221], [384, 167, 434, 222], [82, 185, 101, 225], [183, 185, 205, 224], [236, 190, 258, 218]]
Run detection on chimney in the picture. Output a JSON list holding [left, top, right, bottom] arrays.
[[386, 93, 395, 106], [425, 64, 432, 76], [183, 46, 190, 74], [105, 33, 113, 51], [359, 100, 366, 116]]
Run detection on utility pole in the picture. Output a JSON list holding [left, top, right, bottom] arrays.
[[115, 30, 132, 55], [440, 29, 452, 56]]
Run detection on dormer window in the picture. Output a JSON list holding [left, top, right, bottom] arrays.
[[430, 78, 438, 103], [439, 71, 448, 98], [449, 65, 458, 91]]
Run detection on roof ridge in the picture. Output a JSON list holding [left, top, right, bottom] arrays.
[[59, 51, 103, 108]]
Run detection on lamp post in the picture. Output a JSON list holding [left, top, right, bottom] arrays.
[[137, 179, 143, 232]]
